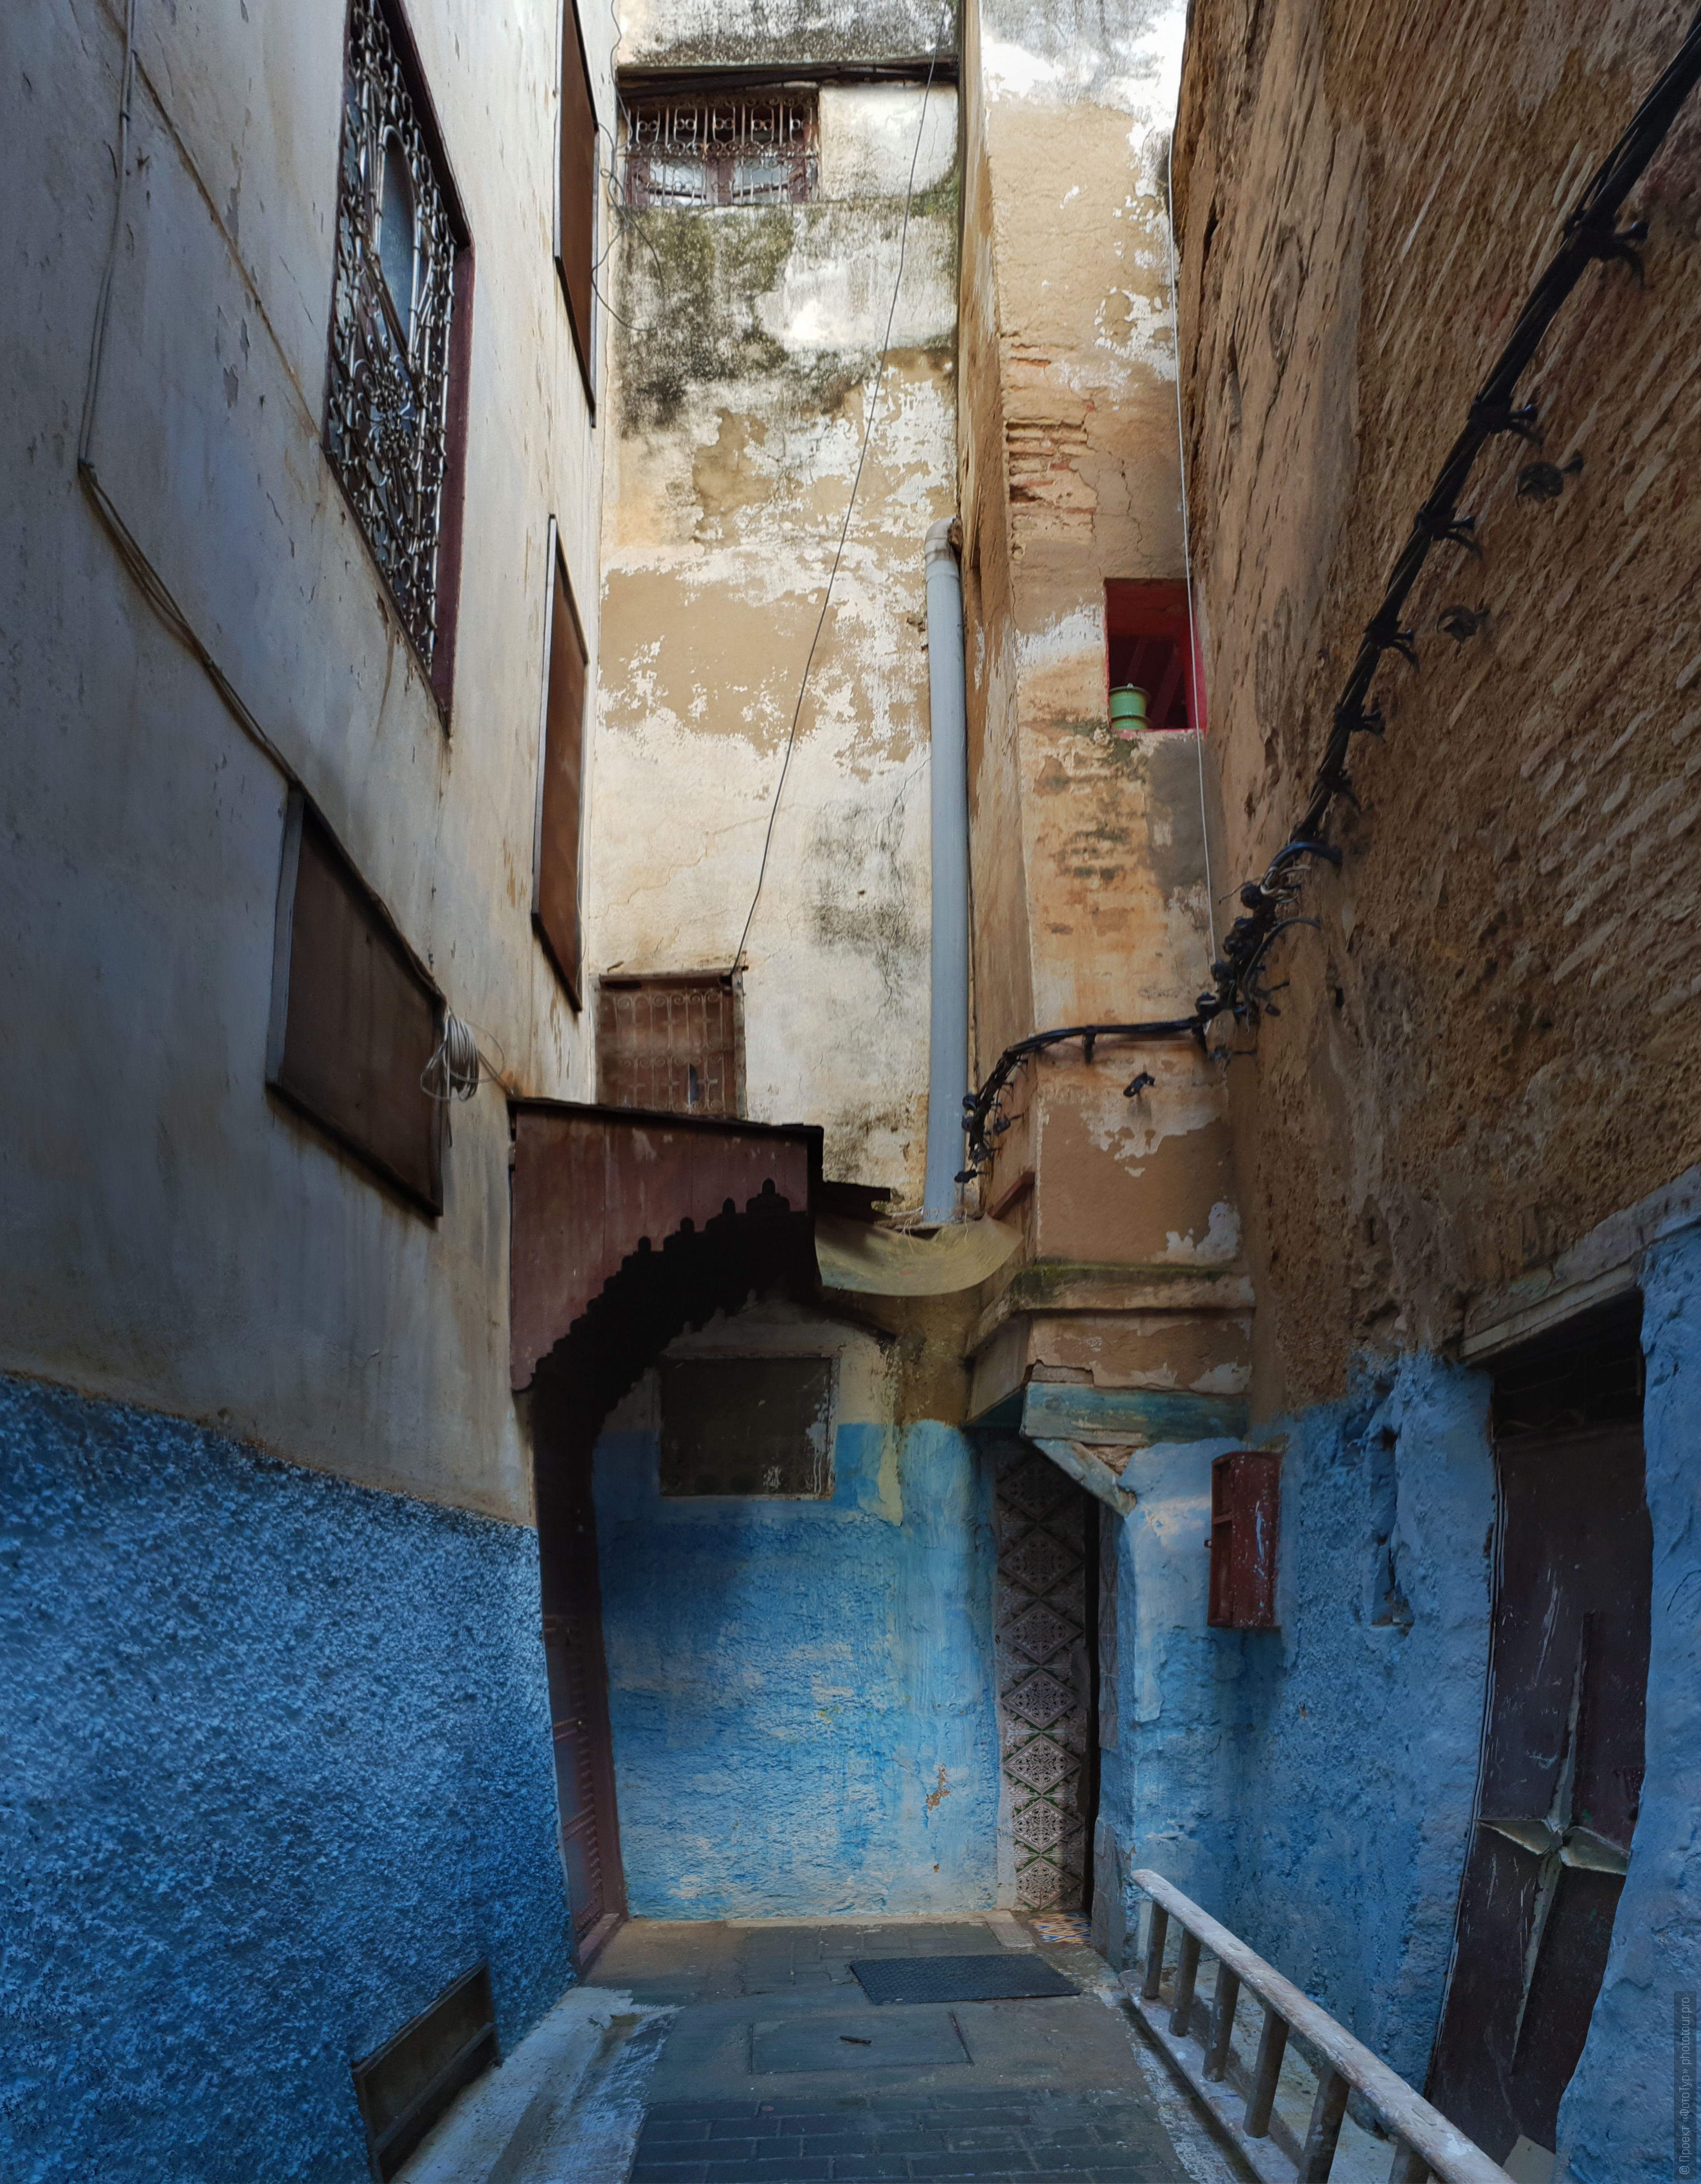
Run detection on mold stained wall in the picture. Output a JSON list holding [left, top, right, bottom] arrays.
[[591, 1306, 1001, 1916], [956, 0, 1244, 1404], [2, 3, 605, 2167], [587, 15, 960, 1200]]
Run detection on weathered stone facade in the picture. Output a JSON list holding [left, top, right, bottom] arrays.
[[957, 0, 1251, 1439], [1176, 0, 1701, 1405]]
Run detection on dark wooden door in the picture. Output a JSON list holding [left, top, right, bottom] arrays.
[[534, 1408, 624, 1952], [1428, 1418, 1651, 2161]]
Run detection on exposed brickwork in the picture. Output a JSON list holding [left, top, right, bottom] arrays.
[[1175, 0, 1701, 1400]]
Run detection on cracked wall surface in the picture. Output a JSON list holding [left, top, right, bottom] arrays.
[[586, 46, 959, 1199], [1175, 0, 1701, 1408], [956, 0, 1246, 1421]]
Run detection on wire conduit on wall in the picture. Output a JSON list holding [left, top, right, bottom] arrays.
[[923, 516, 969, 1222]]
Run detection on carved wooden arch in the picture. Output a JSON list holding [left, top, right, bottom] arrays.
[[508, 1099, 823, 1425]]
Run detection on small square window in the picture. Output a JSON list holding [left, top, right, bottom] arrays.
[[596, 973, 743, 1116], [659, 1358, 835, 1498], [1105, 579, 1199, 733]]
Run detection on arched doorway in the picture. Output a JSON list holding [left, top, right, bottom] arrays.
[[509, 1100, 823, 1961]]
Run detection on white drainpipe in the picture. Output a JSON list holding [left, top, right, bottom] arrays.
[[923, 517, 969, 1222]]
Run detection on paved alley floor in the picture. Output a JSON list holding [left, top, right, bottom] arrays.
[[581, 1918, 1243, 2184]]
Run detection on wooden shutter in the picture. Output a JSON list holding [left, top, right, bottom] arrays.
[[267, 793, 444, 1213], [532, 528, 588, 1006], [557, 0, 597, 396], [595, 974, 742, 1115]]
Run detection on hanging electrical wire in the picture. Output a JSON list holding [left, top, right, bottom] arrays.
[[731, 9, 952, 975], [958, 6, 1701, 1182]]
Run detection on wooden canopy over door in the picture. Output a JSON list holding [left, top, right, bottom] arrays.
[[509, 1101, 823, 1962]]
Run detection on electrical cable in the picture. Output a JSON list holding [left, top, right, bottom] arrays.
[[958, 4, 1701, 1179], [79, 0, 139, 472], [731, 12, 950, 975], [1167, 128, 1217, 967]]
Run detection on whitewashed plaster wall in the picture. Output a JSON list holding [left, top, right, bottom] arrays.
[[585, 77, 960, 1200], [0, 0, 609, 1521]]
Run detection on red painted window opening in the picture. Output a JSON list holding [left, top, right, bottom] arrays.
[[1104, 579, 1203, 733]]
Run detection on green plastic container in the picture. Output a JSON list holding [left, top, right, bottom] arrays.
[[1110, 685, 1149, 731]]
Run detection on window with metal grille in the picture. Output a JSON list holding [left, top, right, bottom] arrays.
[[326, 0, 469, 703], [1104, 579, 1199, 733], [659, 1357, 835, 1498], [623, 93, 818, 208], [596, 974, 743, 1116]]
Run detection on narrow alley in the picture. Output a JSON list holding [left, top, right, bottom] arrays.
[[6, 0, 1701, 2182], [407, 1916, 1240, 2184]]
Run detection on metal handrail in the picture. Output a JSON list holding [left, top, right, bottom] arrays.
[[1128, 1870, 1514, 2184]]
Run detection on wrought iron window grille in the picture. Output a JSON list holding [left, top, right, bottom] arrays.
[[327, 0, 459, 675], [623, 94, 818, 208]]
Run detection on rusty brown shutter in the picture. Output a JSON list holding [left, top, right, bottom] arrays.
[[532, 537, 587, 1006], [267, 792, 444, 1213], [557, 0, 596, 396], [595, 974, 743, 1115]]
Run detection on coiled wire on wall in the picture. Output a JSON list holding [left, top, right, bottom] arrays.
[[421, 1015, 506, 1139]]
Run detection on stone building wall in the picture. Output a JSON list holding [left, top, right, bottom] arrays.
[[1163, 8, 1701, 2176], [1175, 0, 1701, 1406], [955, 0, 1249, 1462], [593, 1303, 1001, 1918]]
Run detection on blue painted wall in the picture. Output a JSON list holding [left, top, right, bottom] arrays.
[[593, 1414, 1001, 1917], [0, 1375, 575, 2184], [1096, 1356, 1496, 2084], [1556, 1226, 1701, 2184]]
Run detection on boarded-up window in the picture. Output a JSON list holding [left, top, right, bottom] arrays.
[[532, 525, 587, 1006], [557, 0, 597, 397], [659, 1358, 834, 1497], [596, 973, 742, 1115], [268, 791, 444, 1213]]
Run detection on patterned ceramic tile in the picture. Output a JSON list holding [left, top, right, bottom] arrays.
[[992, 1445, 1092, 1911]]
